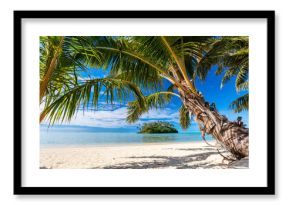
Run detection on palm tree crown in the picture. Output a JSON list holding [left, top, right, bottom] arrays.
[[40, 36, 249, 127]]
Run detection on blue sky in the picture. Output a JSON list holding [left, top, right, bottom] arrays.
[[42, 63, 248, 133]]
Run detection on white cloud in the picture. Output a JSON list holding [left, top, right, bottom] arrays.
[[41, 103, 247, 131], [42, 107, 181, 128]]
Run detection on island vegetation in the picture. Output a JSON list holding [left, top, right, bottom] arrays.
[[138, 121, 178, 134], [40, 36, 249, 160]]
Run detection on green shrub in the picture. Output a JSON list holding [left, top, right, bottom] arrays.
[[138, 121, 178, 133]]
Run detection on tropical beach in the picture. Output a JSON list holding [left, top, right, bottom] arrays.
[[40, 36, 249, 169], [40, 141, 248, 169], [40, 125, 248, 169]]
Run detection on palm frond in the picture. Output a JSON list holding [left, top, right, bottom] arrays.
[[197, 36, 249, 87], [126, 91, 180, 123], [179, 105, 191, 129], [221, 66, 240, 88], [235, 63, 248, 92], [236, 81, 248, 92], [77, 36, 177, 90], [40, 36, 250, 125], [229, 93, 249, 113], [41, 78, 144, 124], [160, 36, 198, 94], [40, 36, 105, 104]]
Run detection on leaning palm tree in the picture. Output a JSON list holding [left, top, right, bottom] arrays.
[[40, 36, 249, 159]]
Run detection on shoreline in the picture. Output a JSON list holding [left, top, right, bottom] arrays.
[[40, 141, 248, 169], [40, 139, 215, 148]]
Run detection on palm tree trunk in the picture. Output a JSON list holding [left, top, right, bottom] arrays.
[[178, 82, 249, 159], [39, 36, 64, 103]]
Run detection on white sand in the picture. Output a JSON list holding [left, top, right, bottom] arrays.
[[40, 142, 248, 169]]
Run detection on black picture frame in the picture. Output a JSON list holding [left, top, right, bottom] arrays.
[[14, 10, 275, 195]]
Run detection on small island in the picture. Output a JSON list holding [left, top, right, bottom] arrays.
[[138, 121, 178, 134]]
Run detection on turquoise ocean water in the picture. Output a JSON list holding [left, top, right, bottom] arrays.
[[40, 125, 213, 147]]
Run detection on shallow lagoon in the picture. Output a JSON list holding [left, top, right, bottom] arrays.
[[40, 125, 213, 147]]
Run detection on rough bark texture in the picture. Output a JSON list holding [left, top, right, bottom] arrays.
[[178, 81, 249, 159]]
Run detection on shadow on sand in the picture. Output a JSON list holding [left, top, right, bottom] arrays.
[[97, 147, 232, 169]]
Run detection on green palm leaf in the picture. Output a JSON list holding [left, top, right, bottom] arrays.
[[76, 36, 175, 89], [126, 91, 180, 123], [196, 36, 249, 112], [179, 105, 191, 129], [229, 93, 249, 113], [41, 77, 144, 124]]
